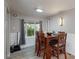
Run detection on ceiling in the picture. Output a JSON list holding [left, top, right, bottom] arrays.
[[7, 0, 75, 17]]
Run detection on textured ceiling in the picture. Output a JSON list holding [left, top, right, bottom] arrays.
[[7, 0, 75, 17]]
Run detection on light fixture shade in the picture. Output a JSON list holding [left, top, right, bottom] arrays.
[[36, 9, 43, 12], [59, 17, 64, 26]]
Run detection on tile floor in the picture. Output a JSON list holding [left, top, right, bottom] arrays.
[[8, 46, 75, 59]]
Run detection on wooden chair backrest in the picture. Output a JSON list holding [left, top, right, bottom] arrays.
[[57, 32, 67, 46], [39, 32, 45, 41]]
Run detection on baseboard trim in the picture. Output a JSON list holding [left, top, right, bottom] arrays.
[[7, 53, 10, 58], [67, 52, 75, 57]]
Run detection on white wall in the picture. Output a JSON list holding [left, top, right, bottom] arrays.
[[10, 17, 21, 33], [4, 0, 11, 58], [10, 16, 48, 33], [49, 9, 75, 55], [4, 12, 10, 58], [49, 9, 75, 33], [66, 33, 75, 55]]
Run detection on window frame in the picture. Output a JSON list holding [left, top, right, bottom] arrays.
[[24, 22, 40, 38]]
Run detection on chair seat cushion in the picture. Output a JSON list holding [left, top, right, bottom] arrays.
[[49, 39, 58, 46], [54, 43, 65, 47]]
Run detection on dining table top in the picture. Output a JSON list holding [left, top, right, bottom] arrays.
[[45, 33, 58, 38]]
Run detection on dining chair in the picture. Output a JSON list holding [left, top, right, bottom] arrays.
[[37, 32, 46, 56], [35, 31, 39, 55], [52, 32, 67, 59], [43, 32, 67, 59]]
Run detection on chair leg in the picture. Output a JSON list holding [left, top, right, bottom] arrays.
[[64, 50, 67, 59], [37, 47, 39, 56], [43, 52, 46, 59], [46, 51, 51, 59], [36, 42, 40, 56], [38, 50, 41, 56], [37, 50, 39, 56], [35, 44, 37, 53], [43, 48, 51, 59], [63, 46, 67, 59], [57, 48, 59, 59], [37, 50, 40, 56]]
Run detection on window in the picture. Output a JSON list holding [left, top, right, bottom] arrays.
[[24, 23, 40, 37]]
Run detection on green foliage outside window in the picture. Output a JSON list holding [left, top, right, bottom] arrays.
[[24, 23, 40, 37], [27, 26, 34, 36]]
